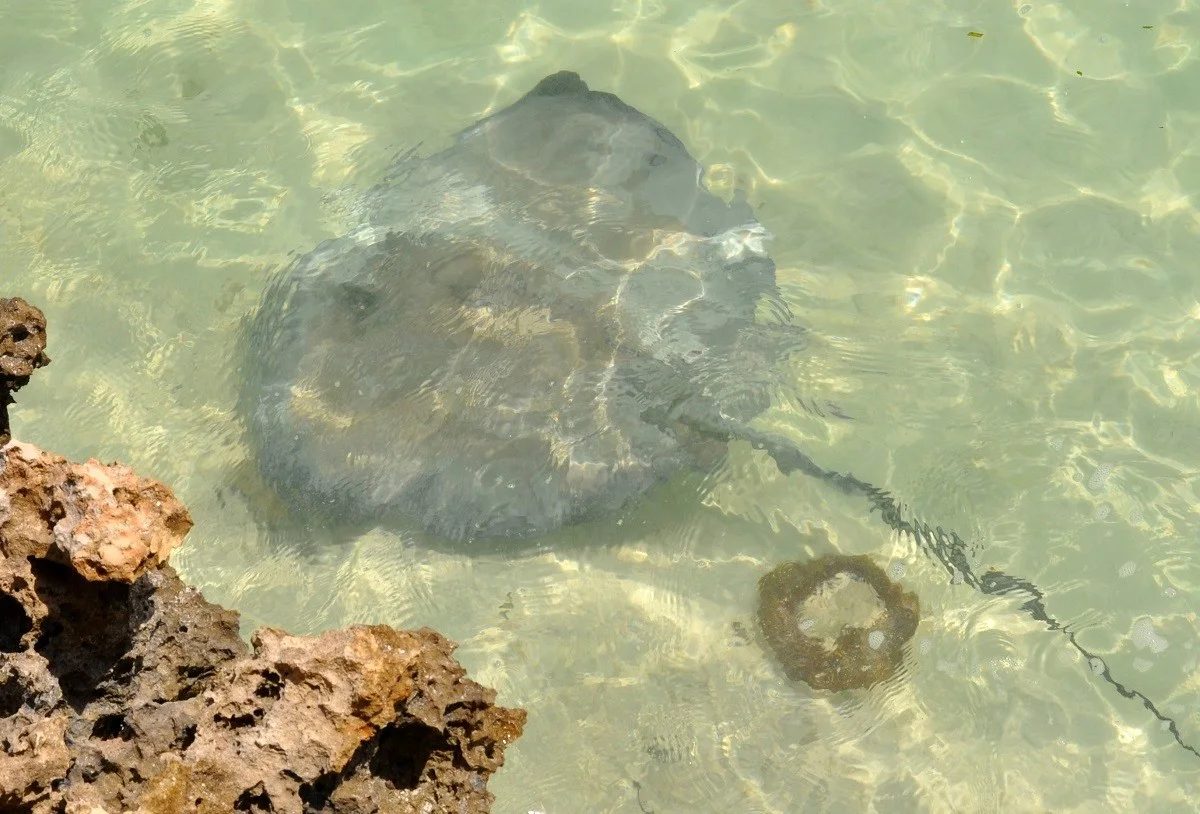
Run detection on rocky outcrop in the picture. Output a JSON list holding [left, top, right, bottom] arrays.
[[0, 297, 49, 445], [0, 298, 525, 812]]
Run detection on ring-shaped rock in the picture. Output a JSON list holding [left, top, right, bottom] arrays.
[[757, 553, 919, 691]]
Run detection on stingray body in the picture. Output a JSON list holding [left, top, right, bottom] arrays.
[[242, 71, 804, 541]]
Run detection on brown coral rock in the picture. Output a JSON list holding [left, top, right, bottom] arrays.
[[136, 625, 526, 814], [0, 441, 525, 812], [0, 441, 193, 581], [0, 297, 50, 445], [0, 297, 48, 381]]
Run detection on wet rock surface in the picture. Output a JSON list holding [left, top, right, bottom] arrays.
[[0, 297, 50, 445], [0, 300, 525, 812]]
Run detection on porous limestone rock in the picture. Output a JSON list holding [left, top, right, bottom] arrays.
[[0, 439, 525, 813]]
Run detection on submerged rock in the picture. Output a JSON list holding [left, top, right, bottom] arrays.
[[757, 552, 919, 692], [0, 301, 525, 812]]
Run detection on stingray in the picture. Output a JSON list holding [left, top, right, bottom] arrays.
[[240, 71, 1197, 758], [242, 70, 808, 543]]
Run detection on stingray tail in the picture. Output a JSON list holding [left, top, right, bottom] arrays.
[[673, 409, 1200, 760]]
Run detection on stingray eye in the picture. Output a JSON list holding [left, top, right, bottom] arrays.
[[649, 153, 666, 167]]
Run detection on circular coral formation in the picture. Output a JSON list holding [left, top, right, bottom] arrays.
[[757, 553, 919, 691]]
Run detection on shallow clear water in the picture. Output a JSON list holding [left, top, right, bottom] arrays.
[[5, 0, 1200, 810]]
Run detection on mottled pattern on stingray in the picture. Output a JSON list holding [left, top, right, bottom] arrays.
[[241, 71, 806, 542]]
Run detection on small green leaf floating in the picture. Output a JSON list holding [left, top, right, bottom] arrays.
[[967, 31, 984, 38], [1143, 25, 1153, 29]]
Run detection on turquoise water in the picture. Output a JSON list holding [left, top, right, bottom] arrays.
[[5, 0, 1200, 810]]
